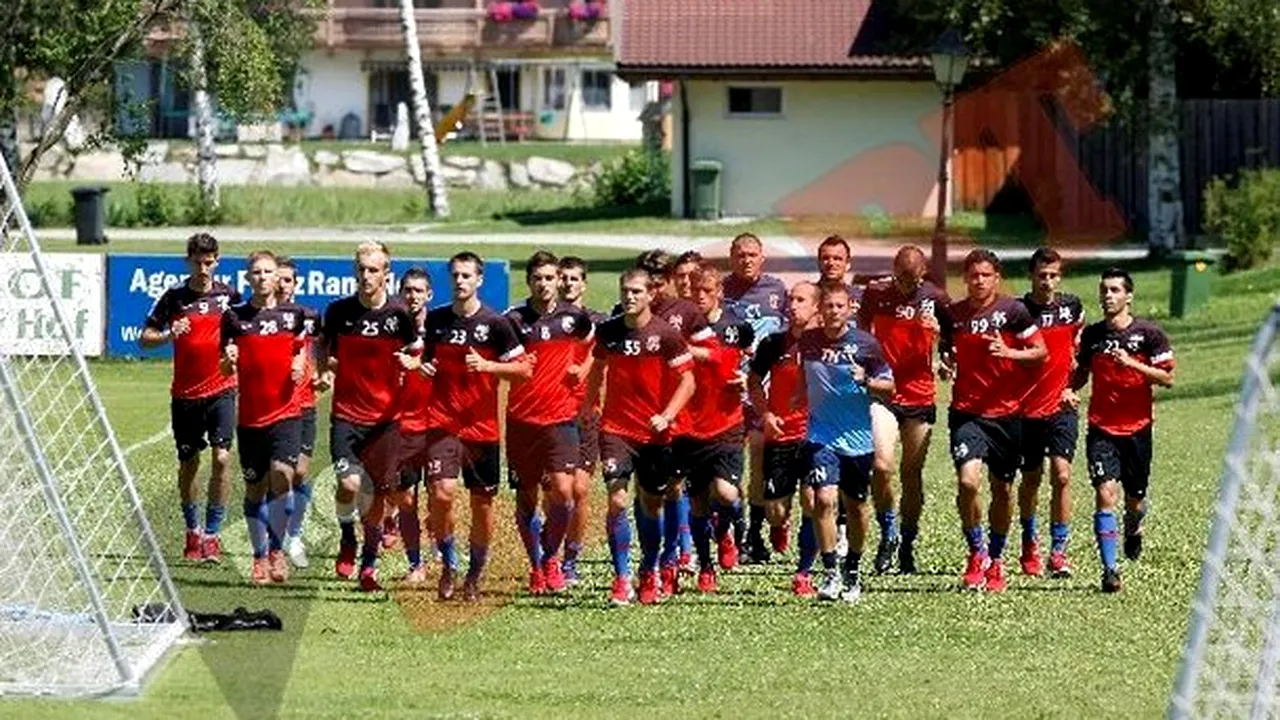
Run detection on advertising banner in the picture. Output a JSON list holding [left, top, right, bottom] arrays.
[[0, 253, 105, 356]]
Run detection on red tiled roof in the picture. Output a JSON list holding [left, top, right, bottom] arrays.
[[617, 0, 926, 71]]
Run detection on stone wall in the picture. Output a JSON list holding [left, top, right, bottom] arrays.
[[27, 142, 598, 193]]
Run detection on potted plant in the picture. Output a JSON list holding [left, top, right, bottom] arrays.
[[568, 0, 604, 22], [512, 0, 539, 20], [487, 1, 514, 22]]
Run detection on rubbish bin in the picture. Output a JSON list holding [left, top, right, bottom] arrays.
[[690, 159, 722, 220], [70, 186, 109, 246], [1168, 249, 1217, 318]]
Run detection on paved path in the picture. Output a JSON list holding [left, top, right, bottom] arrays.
[[37, 225, 1151, 284]]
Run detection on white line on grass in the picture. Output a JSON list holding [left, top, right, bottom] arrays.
[[124, 427, 172, 458]]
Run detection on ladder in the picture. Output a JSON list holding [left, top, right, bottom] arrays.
[[469, 63, 506, 146]]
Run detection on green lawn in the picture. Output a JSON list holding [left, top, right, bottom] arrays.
[[6, 253, 1264, 718], [160, 139, 639, 167]]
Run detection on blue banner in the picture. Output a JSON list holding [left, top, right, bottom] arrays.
[[106, 254, 511, 358]]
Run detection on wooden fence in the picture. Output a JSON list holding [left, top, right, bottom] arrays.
[[954, 97, 1280, 237]]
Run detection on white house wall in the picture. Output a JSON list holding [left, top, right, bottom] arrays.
[[674, 79, 950, 219]]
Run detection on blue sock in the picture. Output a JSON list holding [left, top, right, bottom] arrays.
[[181, 502, 200, 532], [714, 499, 742, 540], [1021, 515, 1038, 546], [564, 540, 582, 566], [797, 516, 817, 573], [636, 501, 663, 573], [1050, 522, 1070, 554], [963, 525, 984, 554], [821, 550, 837, 571], [1094, 511, 1119, 569], [267, 492, 293, 552], [607, 509, 632, 578], [437, 535, 458, 569], [287, 483, 311, 538], [205, 504, 225, 535], [901, 524, 918, 548], [515, 504, 543, 568], [678, 494, 693, 555], [467, 543, 489, 580], [988, 530, 1007, 560], [1125, 500, 1148, 537], [692, 514, 714, 570], [661, 498, 681, 566], [877, 509, 898, 543], [242, 498, 268, 559], [360, 520, 382, 571]]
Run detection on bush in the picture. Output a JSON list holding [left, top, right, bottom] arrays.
[[135, 183, 176, 227], [23, 194, 71, 228], [592, 148, 670, 208], [1203, 168, 1280, 271]]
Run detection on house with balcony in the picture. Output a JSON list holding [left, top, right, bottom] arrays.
[[115, 0, 652, 143]]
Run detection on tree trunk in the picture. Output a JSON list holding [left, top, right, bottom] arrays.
[[1146, 0, 1184, 251], [189, 18, 220, 211], [0, 39, 21, 190], [398, 0, 450, 218]]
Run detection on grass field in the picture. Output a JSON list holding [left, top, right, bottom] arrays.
[[6, 250, 1269, 719]]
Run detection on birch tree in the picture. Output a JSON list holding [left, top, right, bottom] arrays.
[[398, 0, 450, 218]]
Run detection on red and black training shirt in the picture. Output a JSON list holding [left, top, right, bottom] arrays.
[[687, 306, 755, 440], [1077, 318, 1174, 435], [220, 302, 307, 428], [290, 305, 322, 412], [423, 304, 525, 443], [594, 315, 694, 444], [749, 331, 809, 444], [145, 281, 240, 400], [322, 295, 419, 427], [1019, 293, 1085, 419], [857, 278, 949, 409], [506, 300, 596, 427], [942, 295, 1042, 419], [398, 322, 434, 436]]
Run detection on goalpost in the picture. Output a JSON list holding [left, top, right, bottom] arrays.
[[0, 153, 187, 697], [1171, 302, 1280, 719]]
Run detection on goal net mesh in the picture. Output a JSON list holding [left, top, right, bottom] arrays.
[[0, 153, 186, 697]]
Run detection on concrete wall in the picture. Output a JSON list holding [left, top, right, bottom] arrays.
[[672, 79, 950, 219]]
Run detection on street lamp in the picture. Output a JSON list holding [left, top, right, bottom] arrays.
[[928, 28, 970, 289]]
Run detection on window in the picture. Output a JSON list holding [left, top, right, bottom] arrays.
[[582, 70, 612, 110], [543, 68, 566, 110], [727, 86, 783, 116], [629, 82, 648, 113]]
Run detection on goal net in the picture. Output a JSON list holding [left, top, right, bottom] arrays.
[[1171, 302, 1280, 719], [0, 153, 186, 697]]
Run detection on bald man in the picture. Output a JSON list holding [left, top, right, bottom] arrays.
[[856, 245, 950, 574]]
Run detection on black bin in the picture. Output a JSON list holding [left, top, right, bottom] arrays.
[[70, 186, 109, 245]]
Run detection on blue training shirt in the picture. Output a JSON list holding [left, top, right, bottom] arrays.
[[798, 325, 892, 457], [723, 273, 788, 354]]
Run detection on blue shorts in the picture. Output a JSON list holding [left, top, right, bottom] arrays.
[[804, 444, 873, 501]]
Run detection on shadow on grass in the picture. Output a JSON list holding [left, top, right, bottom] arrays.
[[490, 200, 670, 228]]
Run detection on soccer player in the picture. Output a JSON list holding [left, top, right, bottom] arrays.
[[557, 255, 606, 584], [815, 234, 860, 556], [1016, 248, 1085, 578], [723, 232, 789, 562], [856, 245, 949, 574], [506, 251, 595, 595], [798, 284, 894, 602], [636, 250, 711, 581], [749, 282, 821, 595], [219, 251, 307, 584], [585, 267, 696, 605], [141, 232, 239, 564], [422, 251, 530, 601], [1071, 267, 1174, 593], [392, 267, 435, 584], [672, 250, 703, 300], [317, 242, 420, 591], [275, 256, 322, 569], [683, 268, 755, 592], [940, 249, 1047, 592]]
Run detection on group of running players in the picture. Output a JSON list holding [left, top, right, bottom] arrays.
[[143, 230, 1174, 605]]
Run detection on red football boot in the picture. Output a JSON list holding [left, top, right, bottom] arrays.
[[660, 563, 679, 597], [183, 530, 202, 561], [637, 570, 660, 605], [250, 557, 271, 585], [609, 576, 634, 606], [268, 549, 289, 584], [961, 551, 988, 590], [697, 568, 718, 594], [792, 572, 816, 598], [358, 566, 381, 592], [527, 567, 547, 596], [200, 534, 223, 564], [984, 559, 1008, 593], [334, 543, 358, 580], [542, 557, 567, 593], [1019, 541, 1044, 577], [771, 522, 791, 554], [1049, 551, 1073, 579], [717, 534, 738, 571]]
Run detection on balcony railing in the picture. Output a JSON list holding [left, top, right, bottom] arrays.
[[315, 7, 611, 53]]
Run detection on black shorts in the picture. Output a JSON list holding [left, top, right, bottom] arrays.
[[806, 444, 874, 501], [669, 434, 693, 481], [398, 427, 429, 489], [683, 427, 746, 497], [599, 433, 672, 496], [171, 389, 236, 461], [1086, 424, 1154, 499], [422, 429, 502, 494], [887, 402, 937, 426], [1022, 410, 1079, 469], [330, 419, 402, 494], [949, 410, 1022, 482], [236, 418, 302, 485], [578, 409, 601, 471], [506, 419, 581, 489], [743, 402, 764, 434], [763, 440, 810, 501], [299, 406, 318, 456]]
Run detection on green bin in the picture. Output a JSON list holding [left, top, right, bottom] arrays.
[[690, 159, 722, 220], [1168, 250, 1217, 318]]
